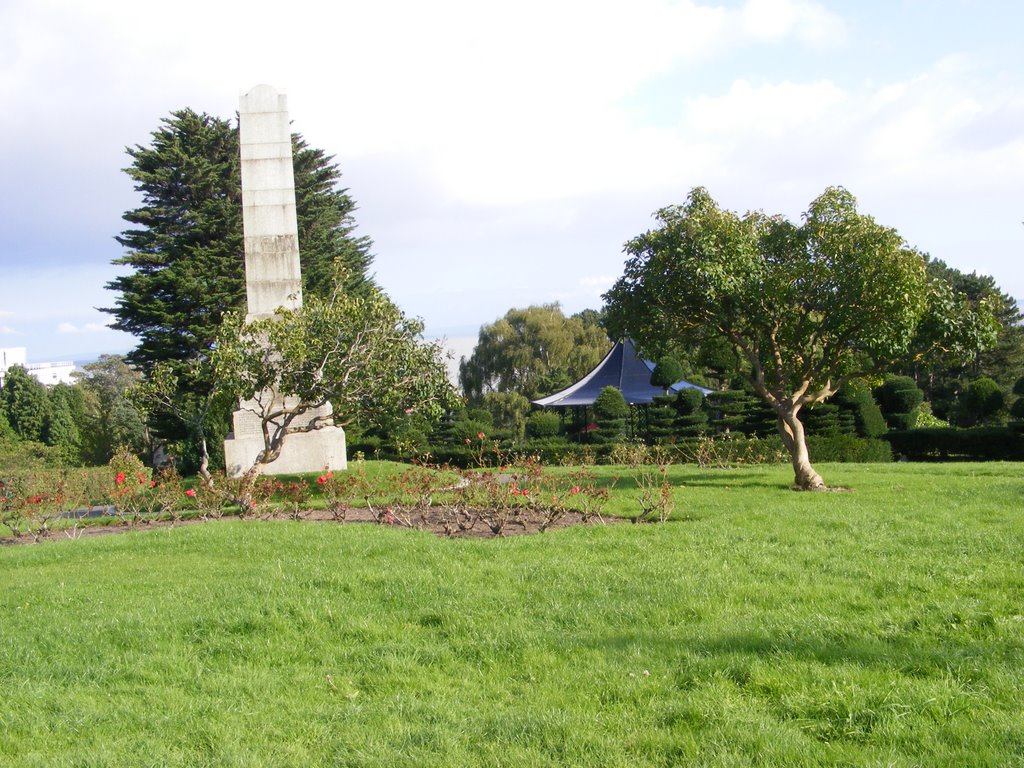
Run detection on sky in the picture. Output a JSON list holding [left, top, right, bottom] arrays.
[[2, 0, 1022, 367]]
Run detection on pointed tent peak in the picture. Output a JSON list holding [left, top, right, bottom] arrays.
[[532, 338, 711, 408]]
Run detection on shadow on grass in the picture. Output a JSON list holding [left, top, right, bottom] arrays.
[[589, 626, 1015, 680], [608, 471, 792, 492]]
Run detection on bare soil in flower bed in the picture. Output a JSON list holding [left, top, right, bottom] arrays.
[[1, 507, 619, 545]]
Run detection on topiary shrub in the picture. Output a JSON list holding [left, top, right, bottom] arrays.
[[884, 426, 1024, 461], [593, 386, 628, 444], [955, 377, 1006, 427], [526, 410, 562, 439], [673, 388, 709, 437], [643, 394, 678, 443], [801, 402, 845, 436], [804, 434, 892, 463], [875, 376, 924, 430], [835, 381, 887, 438], [650, 356, 684, 394]]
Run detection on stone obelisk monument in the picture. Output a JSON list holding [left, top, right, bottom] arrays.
[[223, 84, 347, 476]]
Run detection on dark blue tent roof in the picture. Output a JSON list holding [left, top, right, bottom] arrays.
[[532, 339, 711, 408]]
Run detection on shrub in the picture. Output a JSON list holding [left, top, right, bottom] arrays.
[[593, 387, 628, 444], [804, 434, 892, 463], [836, 381, 887, 438], [643, 395, 678, 443], [955, 377, 1006, 427], [1010, 397, 1024, 420], [526, 411, 561, 439], [676, 434, 787, 468], [519, 438, 593, 467], [481, 391, 532, 440], [608, 440, 650, 466], [673, 388, 709, 438], [884, 427, 1024, 461], [875, 376, 923, 429], [801, 402, 847, 436], [650, 356, 684, 393]]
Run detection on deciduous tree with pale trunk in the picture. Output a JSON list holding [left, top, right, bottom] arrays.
[[211, 280, 461, 485], [604, 186, 998, 489]]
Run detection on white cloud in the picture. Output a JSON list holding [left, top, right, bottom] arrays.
[[738, 0, 845, 46], [0, 325, 16, 334], [57, 322, 109, 334]]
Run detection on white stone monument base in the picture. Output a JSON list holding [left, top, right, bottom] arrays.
[[224, 395, 348, 476], [224, 425, 347, 477]]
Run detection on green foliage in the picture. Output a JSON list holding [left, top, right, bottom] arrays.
[[459, 304, 610, 401], [1011, 392, 1024, 420], [643, 394, 678, 443], [105, 108, 376, 460], [106, 110, 245, 379], [650, 356, 684, 392], [74, 355, 147, 464], [875, 375, 924, 416], [799, 402, 845, 436], [906, 258, 1024, 405], [913, 402, 949, 428], [874, 375, 923, 430], [480, 391, 532, 440], [955, 377, 1006, 427], [1, 366, 49, 443], [592, 386, 628, 444], [804, 434, 893, 463], [835, 381, 888, 438], [427, 409, 491, 459], [213, 284, 460, 474], [885, 426, 1024, 461], [43, 383, 84, 464], [605, 186, 998, 488], [705, 388, 774, 436], [673, 388, 709, 437], [525, 410, 561, 439], [593, 386, 628, 420], [0, 405, 13, 442]]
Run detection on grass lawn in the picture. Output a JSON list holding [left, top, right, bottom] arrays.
[[1, 462, 1022, 766]]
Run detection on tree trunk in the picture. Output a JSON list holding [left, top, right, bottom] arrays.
[[775, 409, 826, 491]]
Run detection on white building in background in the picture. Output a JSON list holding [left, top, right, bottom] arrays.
[[0, 347, 77, 387]]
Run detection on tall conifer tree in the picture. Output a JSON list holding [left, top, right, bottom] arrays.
[[104, 108, 377, 463]]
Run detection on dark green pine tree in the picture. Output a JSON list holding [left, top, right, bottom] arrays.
[[103, 108, 377, 464], [107, 109, 244, 377]]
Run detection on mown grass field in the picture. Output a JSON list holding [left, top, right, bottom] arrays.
[[1, 462, 1022, 766]]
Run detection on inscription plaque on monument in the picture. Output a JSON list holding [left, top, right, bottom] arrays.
[[223, 84, 347, 476]]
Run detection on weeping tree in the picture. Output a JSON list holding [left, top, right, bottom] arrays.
[[604, 186, 998, 489]]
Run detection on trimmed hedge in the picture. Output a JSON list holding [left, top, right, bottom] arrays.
[[805, 434, 892, 463], [884, 427, 1024, 461]]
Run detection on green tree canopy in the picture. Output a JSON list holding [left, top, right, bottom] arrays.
[[650, 356, 684, 394], [104, 108, 376, 461], [459, 304, 610, 402], [1, 366, 49, 443], [74, 355, 148, 463], [605, 186, 998, 489], [212, 281, 460, 478], [896, 258, 1024, 418]]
